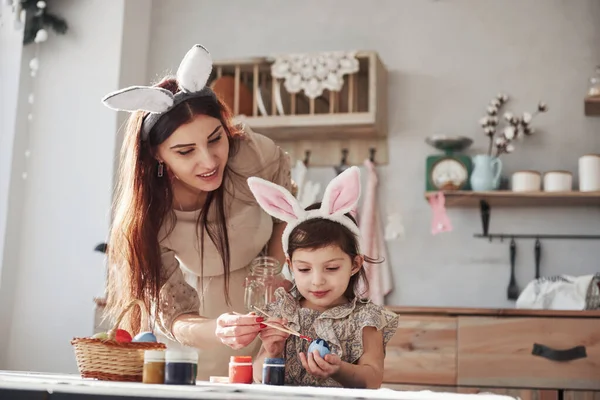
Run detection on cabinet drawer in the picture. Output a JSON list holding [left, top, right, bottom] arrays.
[[458, 387, 558, 400], [384, 316, 457, 385], [564, 391, 600, 400], [457, 317, 600, 390]]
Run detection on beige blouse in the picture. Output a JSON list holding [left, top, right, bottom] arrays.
[[264, 287, 399, 387], [155, 125, 292, 380]]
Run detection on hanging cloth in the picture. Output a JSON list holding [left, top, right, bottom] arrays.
[[357, 160, 393, 304]]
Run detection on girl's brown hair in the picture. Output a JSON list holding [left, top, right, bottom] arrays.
[[106, 77, 244, 333], [287, 202, 380, 300]]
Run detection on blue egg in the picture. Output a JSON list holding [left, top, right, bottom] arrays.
[[132, 331, 157, 343], [307, 338, 330, 358]]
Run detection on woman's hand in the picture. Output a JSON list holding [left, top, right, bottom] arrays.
[[299, 351, 342, 379], [258, 317, 289, 357], [215, 312, 264, 350]]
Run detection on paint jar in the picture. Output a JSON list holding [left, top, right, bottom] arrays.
[[142, 350, 165, 384], [229, 355, 253, 384], [164, 350, 198, 385], [262, 357, 285, 385]]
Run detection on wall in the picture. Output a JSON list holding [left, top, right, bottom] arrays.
[[0, 1, 25, 368], [147, 0, 600, 308], [112, 0, 153, 191], [2, 0, 127, 372]]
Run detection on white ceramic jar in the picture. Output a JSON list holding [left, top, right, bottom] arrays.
[[543, 171, 572, 192], [511, 171, 542, 192], [578, 154, 600, 191]]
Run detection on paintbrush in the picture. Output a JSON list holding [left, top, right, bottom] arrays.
[[233, 309, 312, 342]]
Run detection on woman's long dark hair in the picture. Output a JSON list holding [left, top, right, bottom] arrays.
[[287, 202, 381, 300], [106, 77, 244, 333]]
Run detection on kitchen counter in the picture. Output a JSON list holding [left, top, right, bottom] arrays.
[[385, 305, 600, 318], [0, 371, 519, 400]]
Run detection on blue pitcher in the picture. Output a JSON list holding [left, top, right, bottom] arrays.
[[470, 154, 502, 191]]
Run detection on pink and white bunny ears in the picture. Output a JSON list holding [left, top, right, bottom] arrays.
[[247, 166, 362, 257], [101, 44, 216, 141]]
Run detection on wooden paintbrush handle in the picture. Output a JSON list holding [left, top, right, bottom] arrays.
[[232, 311, 298, 335], [261, 321, 300, 337]]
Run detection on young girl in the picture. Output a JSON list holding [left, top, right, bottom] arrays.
[[247, 166, 399, 388]]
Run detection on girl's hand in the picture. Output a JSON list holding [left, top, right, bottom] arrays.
[[258, 317, 289, 357], [299, 350, 342, 379], [274, 276, 293, 292], [215, 312, 264, 350]]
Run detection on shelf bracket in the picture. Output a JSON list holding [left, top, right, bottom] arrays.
[[479, 199, 490, 237]]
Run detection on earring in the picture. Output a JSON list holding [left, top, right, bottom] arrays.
[[157, 162, 164, 178]]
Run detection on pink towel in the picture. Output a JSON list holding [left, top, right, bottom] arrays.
[[357, 160, 393, 305]]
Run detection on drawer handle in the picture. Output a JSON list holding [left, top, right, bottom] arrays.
[[531, 343, 587, 362]]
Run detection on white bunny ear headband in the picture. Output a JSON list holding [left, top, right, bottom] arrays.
[[247, 166, 362, 257], [101, 44, 216, 141]]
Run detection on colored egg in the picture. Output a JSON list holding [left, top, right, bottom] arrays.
[[115, 329, 132, 343], [132, 331, 157, 343], [307, 338, 330, 358], [92, 331, 108, 340]]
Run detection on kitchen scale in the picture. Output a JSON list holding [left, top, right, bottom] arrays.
[[425, 135, 473, 191]]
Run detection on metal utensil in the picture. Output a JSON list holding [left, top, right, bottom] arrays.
[[534, 239, 541, 279], [507, 238, 519, 300]]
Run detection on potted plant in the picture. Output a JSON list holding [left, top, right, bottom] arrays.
[[470, 94, 548, 191]]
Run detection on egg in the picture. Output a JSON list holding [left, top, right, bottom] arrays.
[[132, 331, 157, 343], [92, 332, 108, 340], [115, 329, 132, 343], [307, 338, 330, 358]]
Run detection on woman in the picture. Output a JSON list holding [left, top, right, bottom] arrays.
[[102, 45, 292, 379]]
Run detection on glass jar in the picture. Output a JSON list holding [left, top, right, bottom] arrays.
[[244, 256, 284, 312]]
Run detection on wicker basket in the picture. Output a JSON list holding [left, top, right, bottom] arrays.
[[71, 299, 166, 382]]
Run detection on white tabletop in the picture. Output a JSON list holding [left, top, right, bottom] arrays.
[[0, 371, 518, 400]]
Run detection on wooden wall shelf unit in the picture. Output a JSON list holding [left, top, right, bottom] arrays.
[[584, 96, 600, 116], [209, 51, 388, 167]]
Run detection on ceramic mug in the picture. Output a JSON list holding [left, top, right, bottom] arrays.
[[543, 171, 572, 192], [511, 171, 541, 192]]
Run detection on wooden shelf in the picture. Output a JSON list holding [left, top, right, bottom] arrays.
[[425, 190, 600, 207], [584, 96, 600, 116], [210, 51, 388, 167]]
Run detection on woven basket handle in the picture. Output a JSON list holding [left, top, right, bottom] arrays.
[[107, 299, 148, 339]]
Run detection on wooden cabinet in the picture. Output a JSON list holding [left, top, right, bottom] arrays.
[[383, 316, 457, 386], [564, 391, 600, 400], [457, 317, 600, 390], [383, 306, 600, 396]]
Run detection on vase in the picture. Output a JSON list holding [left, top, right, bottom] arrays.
[[470, 154, 502, 191]]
